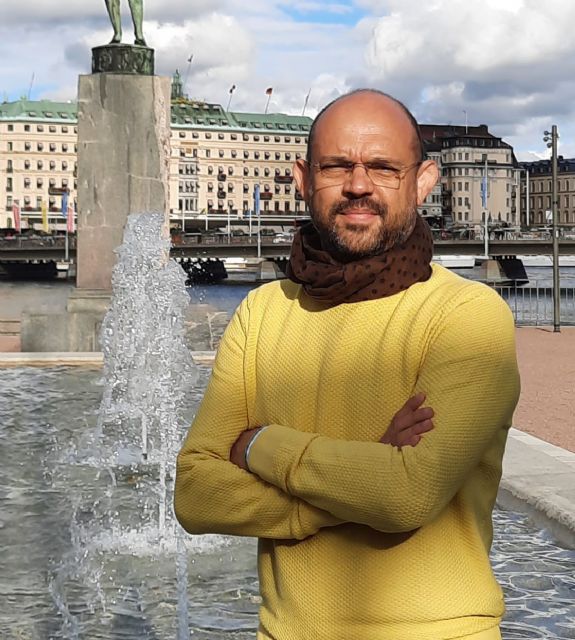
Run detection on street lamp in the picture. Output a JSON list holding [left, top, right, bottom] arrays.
[[543, 126, 560, 332]]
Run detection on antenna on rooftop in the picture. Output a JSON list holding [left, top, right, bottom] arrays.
[[27, 72, 35, 100]]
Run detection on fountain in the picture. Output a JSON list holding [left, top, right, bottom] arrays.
[[42, 212, 256, 639]]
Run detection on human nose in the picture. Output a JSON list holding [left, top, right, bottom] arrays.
[[342, 163, 375, 198]]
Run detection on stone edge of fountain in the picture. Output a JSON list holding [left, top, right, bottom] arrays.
[[0, 351, 216, 367], [498, 428, 575, 550]]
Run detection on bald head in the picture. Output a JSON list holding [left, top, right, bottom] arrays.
[[306, 89, 424, 164]]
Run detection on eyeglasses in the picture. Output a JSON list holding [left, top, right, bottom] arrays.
[[308, 160, 422, 189]]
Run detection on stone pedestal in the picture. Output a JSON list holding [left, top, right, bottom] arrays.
[[76, 73, 171, 291], [20, 72, 171, 352]]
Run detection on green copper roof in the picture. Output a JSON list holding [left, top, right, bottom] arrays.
[[170, 100, 311, 132], [0, 99, 77, 122], [0, 98, 312, 133], [230, 112, 311, 132]]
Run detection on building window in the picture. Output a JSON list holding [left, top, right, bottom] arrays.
[[7, 124, 13, 132], [50, 161, 56, 170], [25, 142, 31, 151], [62, 144, 68, 152], [50, 143, 56, 152], [24, 160, 31, 170], [24, 178, 31, 189], [37, 160, 43, 170], [49, 125, 56, 133]]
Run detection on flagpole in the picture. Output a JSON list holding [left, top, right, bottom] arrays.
[[227, 85, 236, 111], [483, 154, 489, 259], [183, 54, 194, 95], [302, 88, 311, 116]]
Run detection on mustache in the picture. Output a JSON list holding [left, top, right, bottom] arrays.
[[329, 197, 388, 218]]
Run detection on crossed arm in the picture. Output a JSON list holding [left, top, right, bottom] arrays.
[[174, 302, 342, 540], [175, 291, 520, 538]]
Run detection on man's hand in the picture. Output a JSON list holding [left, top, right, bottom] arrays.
[[380, 392, 434, 448], [230, 427, 263, 470]]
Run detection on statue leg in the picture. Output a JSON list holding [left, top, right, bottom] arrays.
[[128, 0, 146, 46], [104, 0, 122, 43]]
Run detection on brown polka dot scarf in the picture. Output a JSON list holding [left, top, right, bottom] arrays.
[[286, 214, 434, 305]]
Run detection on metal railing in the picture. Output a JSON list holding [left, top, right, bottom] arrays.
[[490, 282, 575, 326]]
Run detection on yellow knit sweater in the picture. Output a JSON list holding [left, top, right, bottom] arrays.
[[175, 264, 520, 640]]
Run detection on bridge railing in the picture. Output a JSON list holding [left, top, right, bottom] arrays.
[[489, 282, 575, 326], [0, 235, 77, 249]]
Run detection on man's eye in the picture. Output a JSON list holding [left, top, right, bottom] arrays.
[[321, 164, 348, 172], [368, 164, 397, 174]]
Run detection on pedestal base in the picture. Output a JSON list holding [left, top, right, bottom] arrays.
[[92, 44, 154, 75], [21, 290, 111, 352]]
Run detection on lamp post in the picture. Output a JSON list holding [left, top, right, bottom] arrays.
[[481, 154, 489, 258], [543, 126, 560, 332], [254, 184, 261, 258]]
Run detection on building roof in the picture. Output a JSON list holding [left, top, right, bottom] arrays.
[[0, 98, 312, 133], [520, 157, 575, 174], [0, 99, 77, 122]]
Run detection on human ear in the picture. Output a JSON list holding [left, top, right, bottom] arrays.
[[293, 158, 312, 204], [416, 160, 439, 205]]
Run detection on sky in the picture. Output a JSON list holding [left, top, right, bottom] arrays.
[[0, 0, 573, 161]]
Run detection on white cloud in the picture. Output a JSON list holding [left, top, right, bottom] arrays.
[[1, 0, 574, 159]]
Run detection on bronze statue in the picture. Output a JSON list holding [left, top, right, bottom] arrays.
[[104, 0, 146, 46]]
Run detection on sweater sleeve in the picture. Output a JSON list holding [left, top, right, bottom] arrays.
[[174, 294, 343, 539], [247, 288, 521, 533]]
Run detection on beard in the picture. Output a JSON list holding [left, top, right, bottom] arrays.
[[310, 196, 418, 262]]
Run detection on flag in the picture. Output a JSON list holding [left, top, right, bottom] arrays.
[[12, 200, 21, 233], [41, 200, 49, 233], [229, 84, 236, 94], [254, 184, 261, 216], [67, 202, 75, 233], [61, 192, 69, 218], [265, 87, 273, 95], [481, 174, 487, 208]]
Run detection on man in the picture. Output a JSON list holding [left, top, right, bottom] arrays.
[[175, 90, 520, 640], [104, 0, 146, 46]]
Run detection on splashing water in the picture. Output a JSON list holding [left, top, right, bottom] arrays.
[[51, 212, 200, 639]]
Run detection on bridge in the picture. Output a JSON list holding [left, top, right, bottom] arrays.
[[2, 236, 575, 263]]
